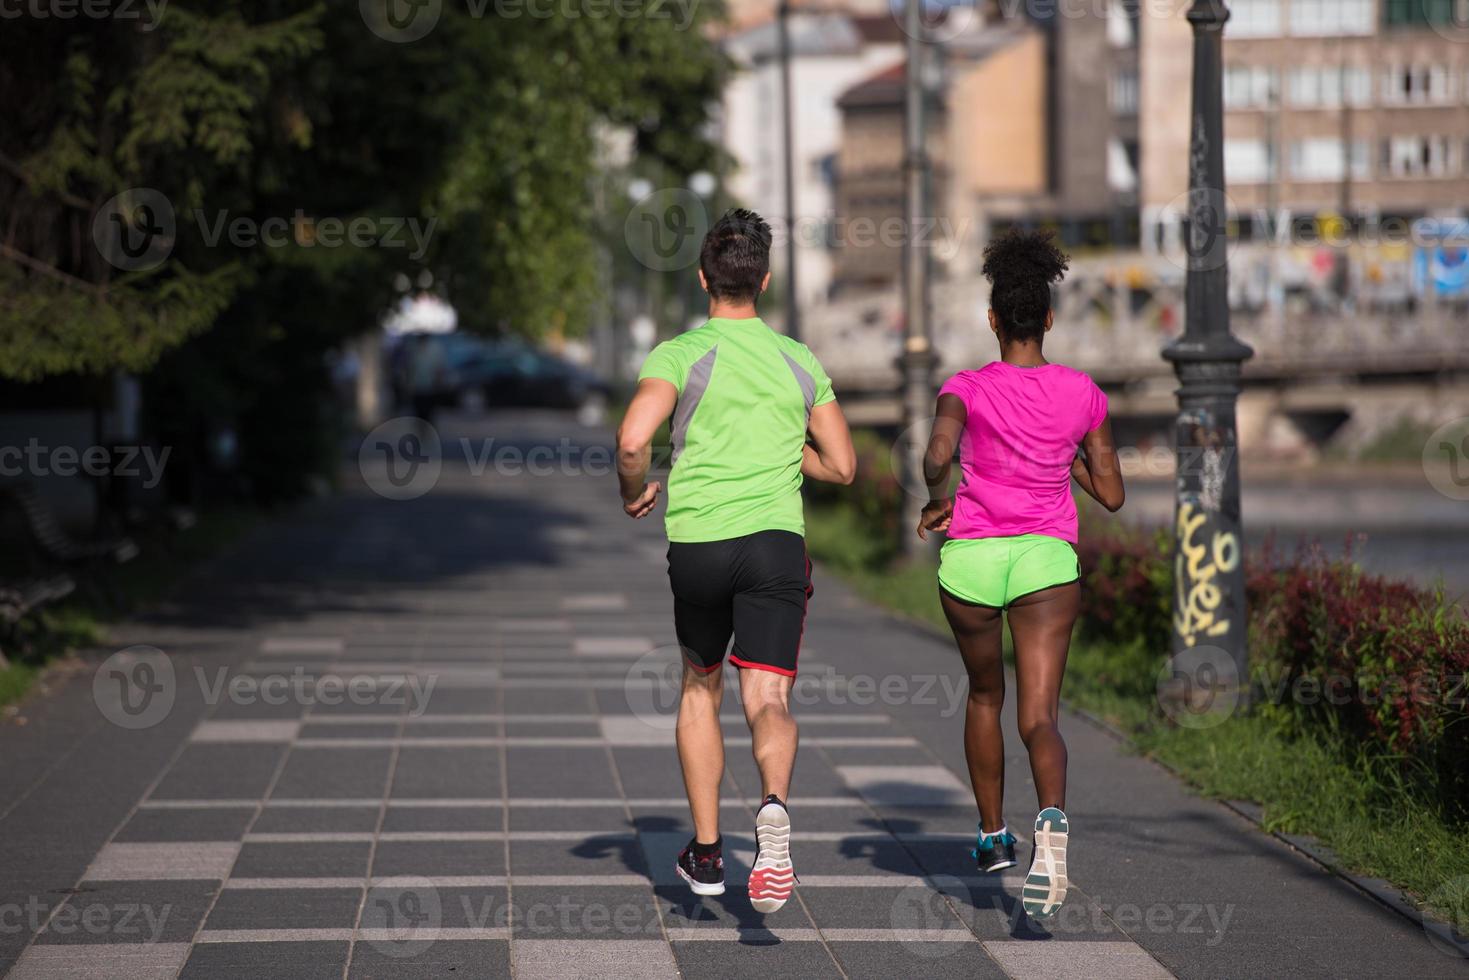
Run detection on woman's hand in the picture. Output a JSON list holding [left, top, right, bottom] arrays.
[[916, 498, 953, 540]]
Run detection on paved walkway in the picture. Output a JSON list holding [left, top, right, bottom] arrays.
[[1, 412, 1464, 979]]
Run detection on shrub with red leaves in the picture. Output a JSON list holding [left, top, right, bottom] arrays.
[[1078, 526, 1469, 807]]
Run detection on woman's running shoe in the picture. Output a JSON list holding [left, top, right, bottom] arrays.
[[973, 825, 1018, 873], [675, 838, 726, 896], [748, 795, 795, 912], [1022, 807, 1069, 918]]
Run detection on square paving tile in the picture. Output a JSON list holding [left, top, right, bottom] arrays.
[[391, 748, 500, 799], [116, 807, 256, 843], [381, 804, 504, 833], [85, 842, 241, 881], [509, 804, 628, 832], [829, 941, 1007, 979], [510, 886, 661, 941], [513, 938, 676, 979], [371, 840, 506, 877], [835, 765, 970, 807], [252, 805, 381, 835], [509, 836, 646, 877], [801, 885, 968, 931], [271, 748, 392, 799], [35, 880, 216, 944], [982, 939, 1174, 979], [190, 720, 302, 743], [180, 940, 349, 979], [150, 745, 286, 800], [8, 942, 191, 979], [671, 940, 842, 977], [230, 842, 371, 879], [506, 748, 620, 798], [205, 888, 362, 930], [348, 939, 510, 979]]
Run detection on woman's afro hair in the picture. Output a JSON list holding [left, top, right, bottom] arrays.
[[981, 228, 1070, 344]]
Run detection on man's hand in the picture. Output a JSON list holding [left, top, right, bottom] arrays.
[[623, 481, 662, 519], [916, 498, 953, 540]]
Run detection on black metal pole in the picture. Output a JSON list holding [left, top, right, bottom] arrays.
[[1162, 0, 1254, 689], [899, 0, 935, 558], [777, 0, 800, 342]]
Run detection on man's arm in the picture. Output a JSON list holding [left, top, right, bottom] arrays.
[[802, 400, 856, 485], [616, 378, 678, 518]]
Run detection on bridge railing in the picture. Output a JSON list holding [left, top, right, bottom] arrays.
[[809, 246, 1469, 389]]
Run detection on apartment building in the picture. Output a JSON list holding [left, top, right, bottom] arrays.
[[1142, 0, 1469, 246]]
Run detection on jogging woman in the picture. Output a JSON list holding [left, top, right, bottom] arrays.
[[917, 228, 1124, 919]]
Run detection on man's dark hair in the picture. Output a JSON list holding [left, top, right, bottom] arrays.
[[981, 228, 1069, 343], [699, 208, 772, 303]]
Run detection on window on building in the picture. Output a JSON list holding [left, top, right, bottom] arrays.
[[1225, 139, 1276, 183], [1287, 66, 1373, 107], [1382, 135, 1454, 177], [1107, 0, 1140, 47], [1288, 138, 1371, 180], [1384, 0, 1462, 27], [1382, 65, 1455, 105], [1110, 68, 1139, 115], [1290, 0, 1374, 35], [1107, 137, 1139, 193], [1228, 0, 1283, 37], [1224, 65, 1277, 109]]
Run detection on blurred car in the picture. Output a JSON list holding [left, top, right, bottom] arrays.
[[434, 333, 610, 417]]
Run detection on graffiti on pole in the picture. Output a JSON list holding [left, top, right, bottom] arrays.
[[1173, 502, 1240, 648]]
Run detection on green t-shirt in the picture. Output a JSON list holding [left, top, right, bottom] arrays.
[[637, 317, 835, 543]]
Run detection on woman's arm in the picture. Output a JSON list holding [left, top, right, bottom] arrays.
[[917, 393, 966, 539], [803, 400, 856, 485], [1075, 417, 1125, 512]]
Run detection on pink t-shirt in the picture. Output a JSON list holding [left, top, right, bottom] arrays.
[[939, 362, 1108, 544]]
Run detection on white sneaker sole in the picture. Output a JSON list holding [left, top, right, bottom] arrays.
[[676, 864, 726, 896], [748, 802, 794, 913], [1022, 808, 1069, 919]]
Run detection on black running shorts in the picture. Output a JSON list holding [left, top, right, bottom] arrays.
[[666, 529, 812, 677]]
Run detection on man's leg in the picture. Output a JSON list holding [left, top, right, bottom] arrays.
[[739, 668, 797, 800], [676, 663, 725, 844]]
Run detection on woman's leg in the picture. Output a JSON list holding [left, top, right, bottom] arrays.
[[939, 589, 1007, 832], [1005, 582, 1081, 811]]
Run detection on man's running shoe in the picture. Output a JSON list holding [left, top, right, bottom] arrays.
[[973, 825, 1017, 873], [748, 795, 795, 912], [675, 837, 726, 896], [1022, 807, 1069, 918]]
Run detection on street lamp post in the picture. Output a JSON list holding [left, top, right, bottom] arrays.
[[777, 0, 800, 342], [1162, 0, 1254, 689], [899, 0, 936, 558]]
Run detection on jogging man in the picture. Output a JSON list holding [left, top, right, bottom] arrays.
[[616, 209, 855, 912]]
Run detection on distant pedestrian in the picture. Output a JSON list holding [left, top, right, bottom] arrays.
[[616, 209, 856, 912], [918, 228, 1125, 919]]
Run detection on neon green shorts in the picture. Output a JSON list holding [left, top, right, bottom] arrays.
[[938, 534, 1080, 609]]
